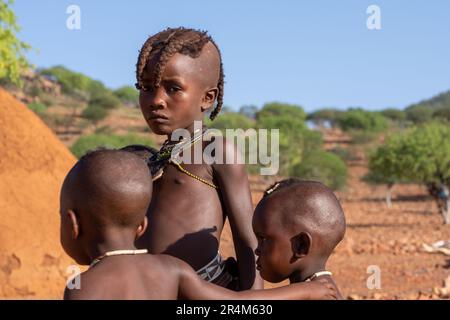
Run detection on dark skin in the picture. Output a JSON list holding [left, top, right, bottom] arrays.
[[60, 151, 338, 299], [137, 41, 262, 289], [252, 183, 345, 299]]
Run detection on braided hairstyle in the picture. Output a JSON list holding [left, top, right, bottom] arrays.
[[135, 27, 224, 120]]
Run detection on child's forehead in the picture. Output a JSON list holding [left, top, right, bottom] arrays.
[[144, 53, 203, 81]]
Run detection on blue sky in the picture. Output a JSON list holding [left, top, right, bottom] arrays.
[[12, 0, 450, 112]]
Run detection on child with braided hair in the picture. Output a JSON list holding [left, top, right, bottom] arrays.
[[124, 27, 262, 290]]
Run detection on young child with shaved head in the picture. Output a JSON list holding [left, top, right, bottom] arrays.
[[253, 179, 346, 298], [60, 150, 339, 299]]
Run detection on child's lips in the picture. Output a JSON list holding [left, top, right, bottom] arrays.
[[148, 113, 169, 123]]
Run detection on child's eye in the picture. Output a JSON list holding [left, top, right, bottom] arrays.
[[168, 86, 181, 93]]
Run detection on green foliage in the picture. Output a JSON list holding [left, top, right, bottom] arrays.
[[89, 90, 121, 109], [255, 103, 308, 175], [380, 108, 406, 122], [433, 107, 450, 122], [366, 122, 450, 186], [206, 112, 255, 132], [0, 0, 31, 85], [39, 66, 115, 103], [256, 102, 306, 123], [330, 147, 358, 162], [365, 134, 406, 186], [407, 90, 450, 113], [70, 134, 155, 158], [82, 104, 109, 124], [113, 86, 139, 106], [337, 109, 388, 132], [27, 102, 46, 115], [238, 105, 258, 119], [40, 66, 91, 97], [290, 150, 347, 190], [307, 108, 343, 127], [405, 105, 433, 124]]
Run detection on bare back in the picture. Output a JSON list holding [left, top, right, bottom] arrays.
[[64, 254, 180, 299]]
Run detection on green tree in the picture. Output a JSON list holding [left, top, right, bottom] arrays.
[[366, 122, 450, 223], [256, 102, 307, 175], [433, 107, 450, 122], [307, 108, 343, 128], [82, 104, 109, 128], [405, 105, 433, 124], [337, 108, 388, 132], [0, 0, 30, 85], [206, 112, 255, 132], [290, 150, 347, 190], [114, 85, 139, 106], [380, 108, 407, 123], [365, 135, 407, 208]]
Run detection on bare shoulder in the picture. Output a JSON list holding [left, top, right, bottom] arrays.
[[209, 135, 246, 175], [63, 271, 99, 300]]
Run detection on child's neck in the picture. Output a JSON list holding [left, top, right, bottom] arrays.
[[166, 120, 205, 140], [86, 231, 138, 262], [289, 260, 327, 283]]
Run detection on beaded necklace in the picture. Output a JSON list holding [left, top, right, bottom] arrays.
[[89, 249, 148, 268], [149, 128, 218, 189]]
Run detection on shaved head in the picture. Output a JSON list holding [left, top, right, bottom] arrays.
[[257, 179, 346, 258], [192, 41, 221, 88], [135, 27, 225, 120], [62, 149, 152, 229]]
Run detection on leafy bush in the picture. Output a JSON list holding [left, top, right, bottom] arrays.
[[433, 107, 450, 122], [89, 91, 121, 110], [0, 0, 31, 85], [114, 86, 139, 106], [337, 109, 388, 132], [290, 150, 347, 190], [405, 105, 433, 124], [82, 104, 109, 125], [307, 108, 343, 127], [27, 102, 47, 115], [380, 108, 407, 123], [70, 134, 155, 158], [207, 112, 255, 132], [366, 122, 450, 222]]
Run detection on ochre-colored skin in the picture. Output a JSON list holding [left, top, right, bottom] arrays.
[[136, 41, 262, 289]]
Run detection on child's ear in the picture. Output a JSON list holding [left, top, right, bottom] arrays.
[[201, 87, 218, 111], [135, 216, 148, 240], [67, 209, 80, 240], [291, 232, 312, 259]]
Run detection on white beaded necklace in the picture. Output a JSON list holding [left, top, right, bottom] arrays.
[[89, 249, 148, 268]]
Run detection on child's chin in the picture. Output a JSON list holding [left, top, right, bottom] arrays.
[[259, 270, 284, 283], [148, 123, 172, 135]]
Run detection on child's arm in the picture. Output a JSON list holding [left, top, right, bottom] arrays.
[[177, 258, 338, 300], [212, 137, 263, 290]]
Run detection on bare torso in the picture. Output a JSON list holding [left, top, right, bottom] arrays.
[[136, 160, 225, 271]]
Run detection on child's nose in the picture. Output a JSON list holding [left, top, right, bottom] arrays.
[[255, 247, 261, 256], [143, 87, 167, 110]]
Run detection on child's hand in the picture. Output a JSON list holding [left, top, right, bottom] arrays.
[[306, 277, 339, 300]]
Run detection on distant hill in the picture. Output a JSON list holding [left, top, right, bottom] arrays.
[[406, 89, 450, 111]]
